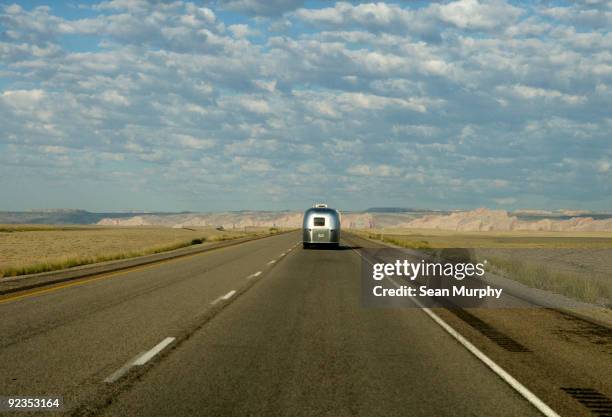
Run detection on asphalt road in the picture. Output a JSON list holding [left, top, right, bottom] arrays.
[[0, 231, 609, 417]]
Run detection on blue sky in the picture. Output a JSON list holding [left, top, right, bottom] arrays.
[[0, 0, 610, 212]]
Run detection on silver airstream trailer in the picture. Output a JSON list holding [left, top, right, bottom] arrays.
[[302, 204, 341, 249]]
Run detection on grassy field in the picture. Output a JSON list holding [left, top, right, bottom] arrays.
[[358, 228, 612, 249], [354, 228, 612, 306], [0, 225, 279, 278]]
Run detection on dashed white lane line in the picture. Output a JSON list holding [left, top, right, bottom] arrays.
[[221, 290, 237, 300], [104, 337, 175, 383], [104, 352, 144, 383], [210, 290, 237, 305], [351, 247, 561, 417], [105, 241, 299, 384], [247, 271, 262, 279], [133, 337, 176, 366]]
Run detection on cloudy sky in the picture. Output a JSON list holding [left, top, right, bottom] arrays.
[[1, 0, 611, 212]]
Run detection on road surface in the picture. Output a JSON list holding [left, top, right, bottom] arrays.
[[0, 231, 610, 417]]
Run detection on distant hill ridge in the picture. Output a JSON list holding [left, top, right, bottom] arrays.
[[0, 210, 166, 225], [2, 208, 612, 231], [96, 208, 612, 231], [399, 208, 612, 232]]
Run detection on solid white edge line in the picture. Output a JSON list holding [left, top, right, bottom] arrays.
[[352, 247, 561, 417], [417, 303, 560, 417], [133, 337, 176, 366]]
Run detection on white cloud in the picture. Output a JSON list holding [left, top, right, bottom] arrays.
[[295, 3, 353, 25], [93, 0, 152, 13], [174, 135, 216, 150], [539, 4, 612, 28], [347, 164, 402, 177], [432, 0, 523, 30], [338, 92, 429, 112], [228, 23, 259, 38], [295, 0, 523, 34], [1, 0, 610, 211], [99, 90, 130, 106], [233, 157, 273, 173], [222, 0, 306, 16], [294, 2, 416, 31], [237, 97, 271, 114], [497, 85, 587, 105], [1, 89, 46, 108]]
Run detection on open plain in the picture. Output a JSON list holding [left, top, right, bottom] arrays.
[[0, 225, 273, 278], [356, 228, 612, 307]]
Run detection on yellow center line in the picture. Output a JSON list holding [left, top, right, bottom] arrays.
[[0, 243, 235, 305]]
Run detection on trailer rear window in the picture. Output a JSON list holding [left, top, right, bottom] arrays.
[[313, 217, 325, 226]]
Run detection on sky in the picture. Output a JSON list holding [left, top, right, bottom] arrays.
[[0, 0, 611, 212]]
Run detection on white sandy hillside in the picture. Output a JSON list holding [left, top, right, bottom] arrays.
[[173, 212, 304, 229], [403, 208, 612, 232], [98, 216, 154, 226], [98, 212, 378, 229], [99, 212, 303, 229], [97, 209, 612, 232]]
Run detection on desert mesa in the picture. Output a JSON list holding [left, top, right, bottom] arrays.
[[95, 208, 612, 232]]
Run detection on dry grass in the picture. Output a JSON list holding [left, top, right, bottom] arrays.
[[356, 228, 612, 249], [0, 225, 278, 278], [354, 228, 612, 306], [485, 256, 608, 305]]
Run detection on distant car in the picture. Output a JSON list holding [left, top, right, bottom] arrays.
[[302, 204, 341, 249]]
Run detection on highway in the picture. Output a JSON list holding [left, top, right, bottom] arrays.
[[0, 231, 610, 417]]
